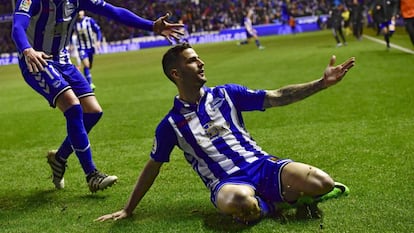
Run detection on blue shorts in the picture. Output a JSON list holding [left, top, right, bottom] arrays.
[[78, 48, 95, 63], [379, 21, 391, 30], [18, 59, 94, 107], [211, 156, 292, 207]]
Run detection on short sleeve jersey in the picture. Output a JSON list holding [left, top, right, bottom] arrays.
[[150, 84, 270, 192]]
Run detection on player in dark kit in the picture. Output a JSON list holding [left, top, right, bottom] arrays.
[[12, 0, 184, 192], [349, 0, 364, 40], [329, 4, 347, 47], [371, 0, 399, 48]]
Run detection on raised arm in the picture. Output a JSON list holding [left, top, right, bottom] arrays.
[[263, 55, 355, 108], [95, 159, 163, 222], [84, 1, 184, 43]]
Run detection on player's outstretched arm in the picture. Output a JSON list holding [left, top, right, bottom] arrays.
[[263, 55, 355, 108], [95, 159, 163, 222], [84, 2, 184, 43]]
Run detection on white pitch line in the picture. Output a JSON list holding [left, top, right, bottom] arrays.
[[363, 35, 414, 55]]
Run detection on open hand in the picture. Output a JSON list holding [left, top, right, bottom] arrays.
[[322, 55, 355, 87], [23, 48, 52, 73], [153, 13, 185, 44], [94, 209, 129, 222]]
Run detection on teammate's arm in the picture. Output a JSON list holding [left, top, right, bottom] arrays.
[[12, 13, 52, 73], [82, 2, 184, 43], [263, 55, 355, 108], [95, 159, 163, 222]]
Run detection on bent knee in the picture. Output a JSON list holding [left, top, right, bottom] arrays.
[[216, 185, 261, 222], [310, 169, 335, 194]]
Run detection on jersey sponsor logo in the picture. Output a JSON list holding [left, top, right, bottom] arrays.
[[203, 121, 230, 139], [18, 0, 32, 12]]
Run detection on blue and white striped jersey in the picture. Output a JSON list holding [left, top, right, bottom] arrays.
[[151, 84, 272, 192], [13, 0, 92, 63], [75, 16, 102, 50], [13, 0, 154, 64]]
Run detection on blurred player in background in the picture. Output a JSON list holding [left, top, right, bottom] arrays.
[[12, 0, 184, 193], [237, 9, 265, 49], [329, 4, 347, 47], [349, 0, 364, 40], [74, 10, 102, 90], [68, 34, 82, 70], [371, 0, 399, 49], [96, 43, 354, 223]]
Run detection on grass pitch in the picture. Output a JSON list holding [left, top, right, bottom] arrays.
[[0, 28, 413, 233]]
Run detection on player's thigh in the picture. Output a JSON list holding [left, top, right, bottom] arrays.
[[80, 95, 102, 113], [21, 62, 73, 109]]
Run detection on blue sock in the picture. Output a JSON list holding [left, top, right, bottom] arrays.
[[84, 67, 92, 84], [63, 105, 96, 175], [255, 40, 261, 47], [256, 196, 274, 217], [57, 112, 103, 160]]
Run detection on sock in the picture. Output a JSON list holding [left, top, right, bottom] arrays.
[[240, 40, 248, 45], [256, 196, 274, 217], [57, 112, 103, 160], [84, 67, 92, 84], [63, 105, 96, 175], [255, 40, 261, 47], [385, 33, 390, 47]]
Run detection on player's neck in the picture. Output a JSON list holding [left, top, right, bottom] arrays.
[[178, 88, 204, 105]]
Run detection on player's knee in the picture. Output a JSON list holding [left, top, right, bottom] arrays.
[[309, 169, 334, 194], [217, 187, 261, 223]]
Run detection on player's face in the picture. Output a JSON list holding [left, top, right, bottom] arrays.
[[177, 48, 206, 86], [78, 10, 85, 20]]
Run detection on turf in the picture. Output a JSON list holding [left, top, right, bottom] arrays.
[[0, 28, 413, 233]]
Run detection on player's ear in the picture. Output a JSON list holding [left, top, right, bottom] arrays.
[[170, 68, 180, 81]]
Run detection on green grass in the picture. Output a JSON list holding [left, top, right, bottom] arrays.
[[0, 28, 413, 233]]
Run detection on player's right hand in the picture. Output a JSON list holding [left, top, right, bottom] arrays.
[[23, 48, 52, 73], [94, 209, 130, 222]]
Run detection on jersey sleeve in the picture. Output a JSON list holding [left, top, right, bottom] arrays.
[[12, 0, 40, 53], [80, 0, 153, 32], [223, 84, 266, 111], [150, 117, 178, 163], [90, 18, 102, 41]]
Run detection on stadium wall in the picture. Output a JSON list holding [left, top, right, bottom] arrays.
[[0, 15, 324, 66]]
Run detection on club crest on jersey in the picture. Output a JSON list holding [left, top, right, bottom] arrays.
[[18, 0, 32, 12], [209, 97, 224, 110], [90, 0, 104, 6]]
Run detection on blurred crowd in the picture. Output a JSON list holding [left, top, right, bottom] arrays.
[[90, 0, 333, 41], [0, 0, 404, 54], [0, 0, 335, 53]]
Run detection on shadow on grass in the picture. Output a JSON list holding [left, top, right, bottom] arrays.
[[0, 189, 60, 212], [0, 188, 112, 214]]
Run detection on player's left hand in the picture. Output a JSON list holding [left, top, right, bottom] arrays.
[[322, 55, 355, 87], [94, 209, 129, 222], [153, 13, 185, 44]]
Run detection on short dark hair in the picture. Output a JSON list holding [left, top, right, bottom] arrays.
[[162, 43, 192, 83]]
